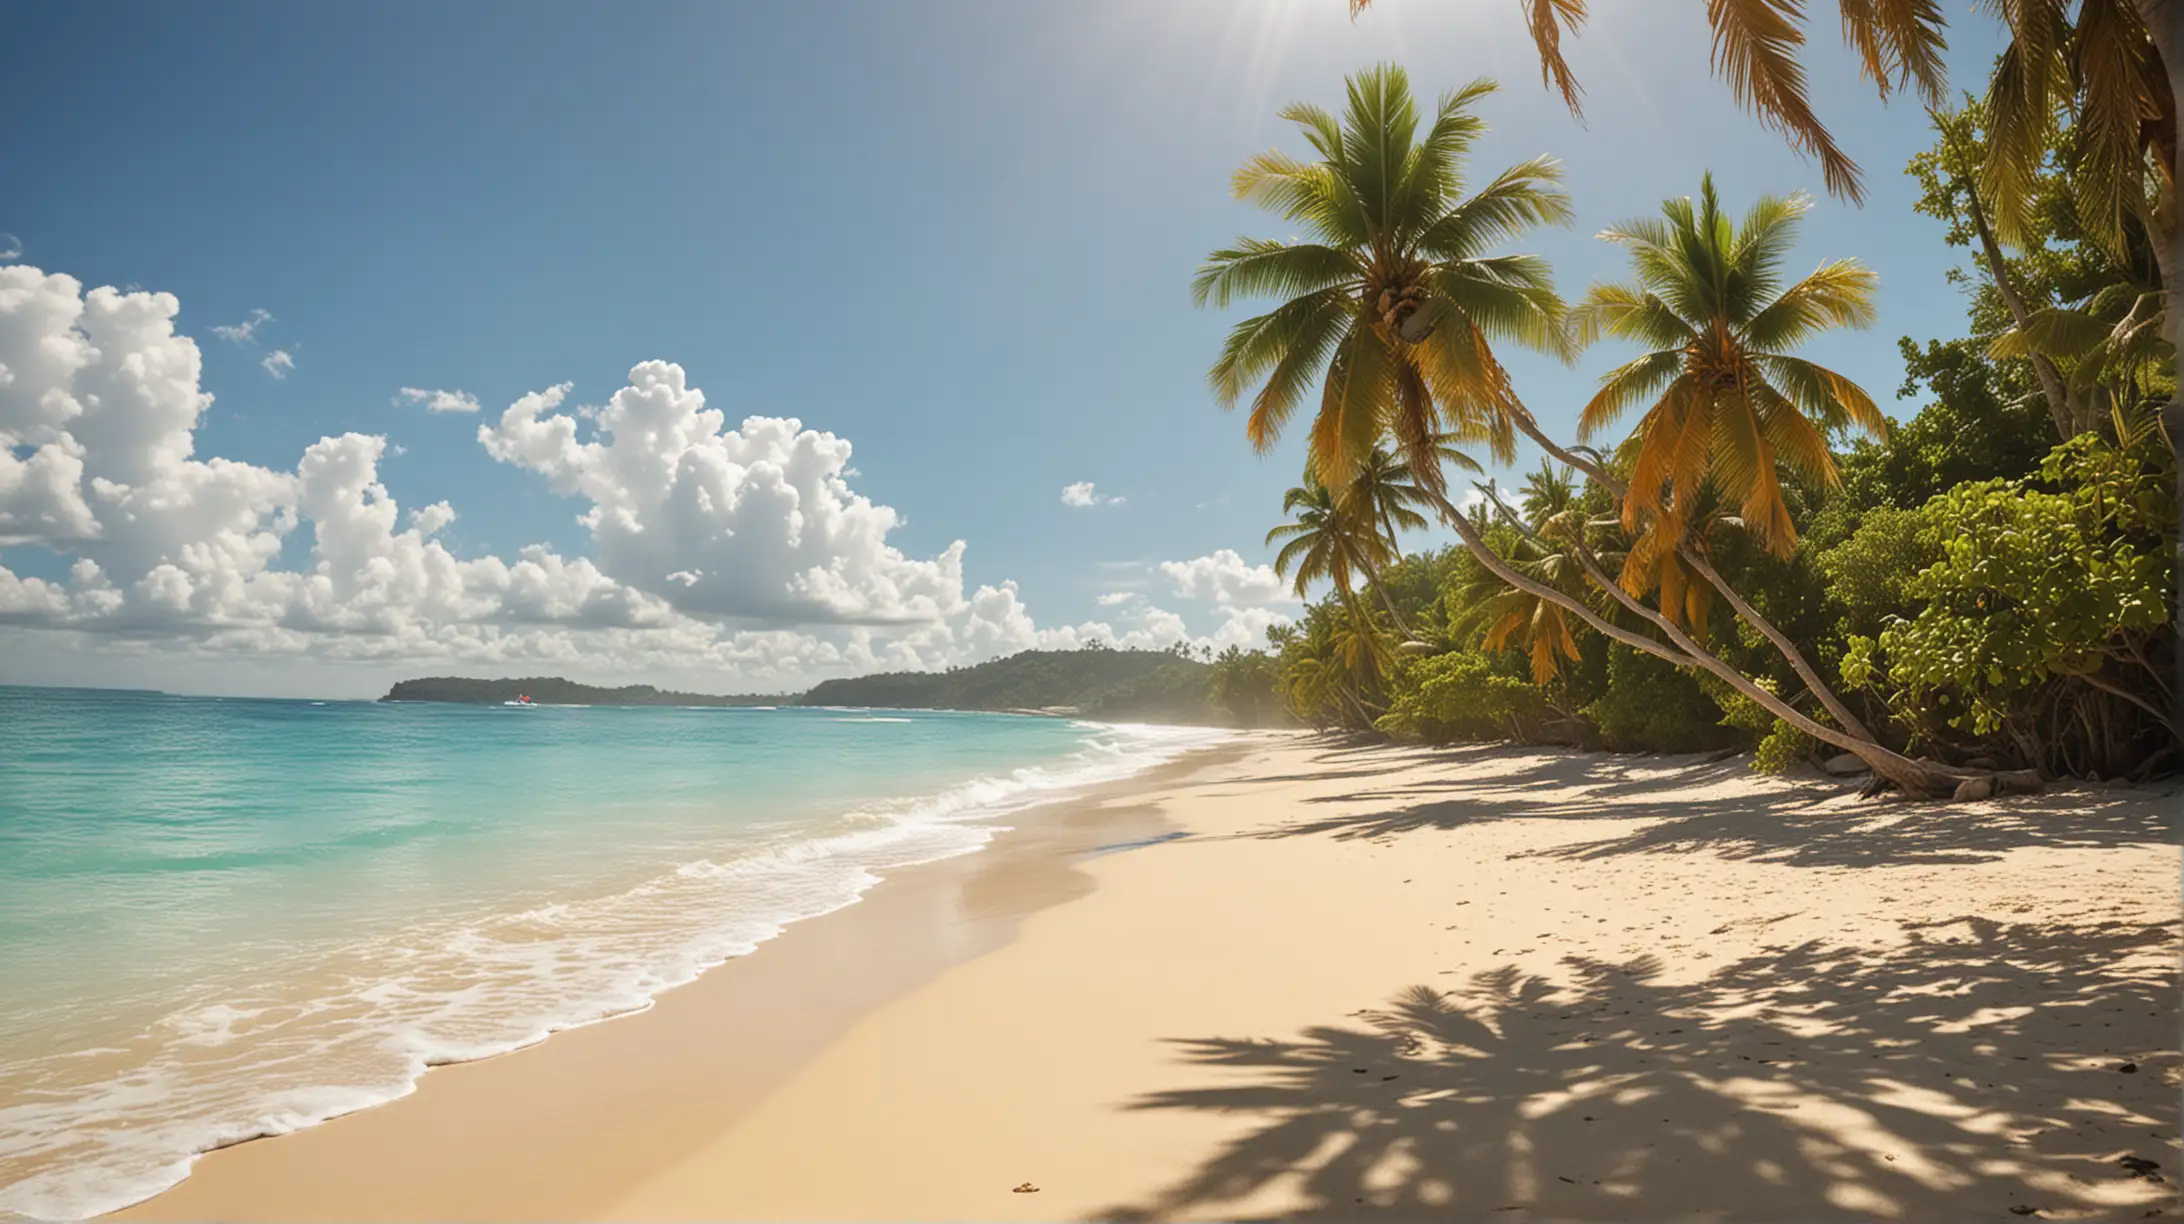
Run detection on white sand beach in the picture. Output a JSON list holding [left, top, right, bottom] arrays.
[[118, 735, 2182, 1221]]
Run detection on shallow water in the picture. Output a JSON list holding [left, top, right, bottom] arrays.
[[0, 685, 1225, 1219]]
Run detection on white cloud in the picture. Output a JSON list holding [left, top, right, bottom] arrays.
[[1158, 548, 1292, 606], [0, 234, 20, 262], [0, 263, 1291, 695], [1060, 480, 1122, 508], [1095, 591, 1137, 607], [396, 386, 481, 414], [476, 362, 1033, 633], [210, 307, 272, 344], [260, 349, 296, 380]]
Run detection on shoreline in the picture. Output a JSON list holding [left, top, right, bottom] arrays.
[[115, 737, 2180, 1221], [107, 738, 1252, 1221]]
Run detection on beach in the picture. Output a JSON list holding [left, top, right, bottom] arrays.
[[115, 734, 2180, 1222]]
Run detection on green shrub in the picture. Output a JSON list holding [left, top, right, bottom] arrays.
[[1581, 645, 1737, 753], [1374, 650, 1546, 743], [1839, 434, 2173, 771]]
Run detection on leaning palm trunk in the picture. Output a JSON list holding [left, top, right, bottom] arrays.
[[1500, 402, 1883, 746], [1360, 564, 1414, 639], [1437, 502, 2005, 798]]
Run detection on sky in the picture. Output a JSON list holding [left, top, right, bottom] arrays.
[[0, 0, 2008, 698]]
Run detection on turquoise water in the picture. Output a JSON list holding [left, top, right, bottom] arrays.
[[0, 686, 1225, 1219]]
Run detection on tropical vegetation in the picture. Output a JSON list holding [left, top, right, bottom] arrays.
[[1198, 55, 2177, 793]]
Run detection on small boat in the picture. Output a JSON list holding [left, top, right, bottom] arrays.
[[503, 694, 538, 707]]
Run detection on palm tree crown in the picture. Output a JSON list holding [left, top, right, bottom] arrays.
[[1264, 476, 1385, 602], [1571, 173, 1888, 557], [1196, 64, 1572, 498]]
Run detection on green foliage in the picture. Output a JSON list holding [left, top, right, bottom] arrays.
[[1701, 675, 1816, 774], [1817, 505, 1943, 640], [1751, 721, 1819, 775], [1839, 433, 2175, 774], [1580, 645, 1737, 754], [1373, 650, 1546, 743], [1206, 647, 1289, 727]]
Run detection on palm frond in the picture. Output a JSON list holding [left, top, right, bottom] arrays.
[[1837, 0, 1949, 103], [1977, 0, 2069, 243], [1394, 77, 1497, 221], [1758, 354, 1888, 439], [1309, 319, 1398, 486], [1192, 239, 1362, 309], [1208, 287, 1349, 419], [1568, 282, 1693, 350], [1577, 350, 1683, 440], [1742, 258, 1877, 348], [2067, 0, 2155, 253], [1708, 0, 1865, 201], [1341, 63, 1421, 237], [1414, 156, 1573, 261], [1523, 0, 1590, 117], [1427, 257, 1572, 359]]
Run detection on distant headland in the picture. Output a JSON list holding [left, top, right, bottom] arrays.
[[383, 647, 1250, 725]]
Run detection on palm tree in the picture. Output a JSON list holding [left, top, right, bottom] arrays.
[[1571, 174, 1888, 558], [1615, 480, 1752, 638], [1278, 607, 1389, 727], [1210, 75, 2013, 795], [1346, 445, 1443, 557], [1265, 476, 1386, 608], [1195, 65, 1572, 497], [1347, 0, 2175, 472], [1275, 447, 1445, 637], [1455, 463, 1591, 685], [1461, 536, 1587, 686], [1516, 458, 1576, 527]]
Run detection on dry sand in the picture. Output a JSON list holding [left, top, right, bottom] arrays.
[[118, 735, 2180, 1222]]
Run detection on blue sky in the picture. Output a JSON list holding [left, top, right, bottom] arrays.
[[0, 1, 2006, 696]]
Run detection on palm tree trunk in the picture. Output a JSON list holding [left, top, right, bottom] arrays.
[[1361, 563, 1414, 638], [1504, 402, 1882, 741], [1956, 169, 2083, 437], [1439, 503, 1986, 797], [1676, 545, 1879, 742]]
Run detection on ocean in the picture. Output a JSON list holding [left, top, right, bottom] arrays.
[[0, 685, 1226, 1219]]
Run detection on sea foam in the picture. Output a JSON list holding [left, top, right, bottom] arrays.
[[0, 708, 1227, 1221]]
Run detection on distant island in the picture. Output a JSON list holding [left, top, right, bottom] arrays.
[[382, 677, 787, 707], [383, 646, 1265, 725], [800, 647, 1216, 720]]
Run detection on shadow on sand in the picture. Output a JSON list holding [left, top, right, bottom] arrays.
[[1101, 919, 2179, 1221], [1101, 745, 2180, 1221], [1253, 744, 2178, 868]]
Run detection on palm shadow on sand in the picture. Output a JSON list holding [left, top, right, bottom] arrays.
[[1104, 746, 2180, 1221], [1255, 744, 2178, 868], [1101, 920, 2178, 1221]]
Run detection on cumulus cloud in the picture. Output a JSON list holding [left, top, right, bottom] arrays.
[[1095, 591, 1137, 607], [0, 234, 21, 262], [477, 363, 1028, 631], [1060, 480, 1122, 508], [1158, 548, 1292, 607], [260, 349, 296, 380], [396, 386, 480, 414], [0, 263, 1290, 692], [210, 307, 272, 344]]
